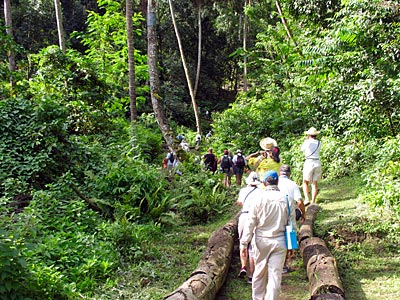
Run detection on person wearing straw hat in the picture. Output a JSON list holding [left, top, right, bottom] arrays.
[[246, 138, 281, 179], [236, 171, 263, 284], [301, 127, 322, 205]]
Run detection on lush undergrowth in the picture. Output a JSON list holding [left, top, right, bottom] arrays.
[[1, 101, 399, 299], [315, 176, 400, 300]]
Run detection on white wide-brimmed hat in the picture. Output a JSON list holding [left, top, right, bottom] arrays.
[[304, 127, 320, 135], [245, 171, 262, 186], [259, 137, 278, 150]]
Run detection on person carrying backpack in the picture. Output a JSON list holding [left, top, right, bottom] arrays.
[[202, 148, 217, 174], [233, 149, 247, 186], [166, 151, 175, 171], [218, 149, 233, 187]]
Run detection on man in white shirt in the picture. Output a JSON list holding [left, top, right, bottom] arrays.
[[301, 127, 322, 205], [278, 164, 305, 273], [236, 172, 263, 283], [240, 170, 296, 300]]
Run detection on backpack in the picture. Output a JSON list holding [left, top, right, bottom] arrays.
[[220, 155, 231, 169], [168, 153, 174, 163], [236, 155, 245, 168]]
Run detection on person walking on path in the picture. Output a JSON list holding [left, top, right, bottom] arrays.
[[240, 170, 296, 300], [202, 148, 217, 174], [233, 149, 247, 186], [301, 127, 322, 206], [246, 138, 281, 179], [236, 172, 264, 284], [219, 149, 233, 187], [278, 164, 305, 273]]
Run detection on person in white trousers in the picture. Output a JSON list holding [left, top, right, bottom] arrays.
[[240, 170, 296, 300]]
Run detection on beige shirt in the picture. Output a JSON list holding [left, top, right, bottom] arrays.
[[240, 187, 296, 245]]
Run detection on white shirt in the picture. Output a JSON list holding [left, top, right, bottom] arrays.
[[240, 187, 296, 244], [232, 154, 247, 166], [278, 176, 302, 203], [237, 186, 263, 212], [301, 138, 321, 160]]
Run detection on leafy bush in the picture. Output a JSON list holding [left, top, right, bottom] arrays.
[[358, 136, 400, 217]]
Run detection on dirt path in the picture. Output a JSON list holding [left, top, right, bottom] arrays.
[[217, 177, 400, 300], [216, 237, 310, 300]]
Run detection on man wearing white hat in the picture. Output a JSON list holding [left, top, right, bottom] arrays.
[[236, 172, 263, 283], [301, 127, 322, 205]]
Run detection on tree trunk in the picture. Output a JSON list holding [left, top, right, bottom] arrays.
[[126, 0, 137, 122], [147, 0, 176, 152], [4, 0, 15, 89], [168, 0, 202, 135], [275, 0, 298, 48], [300, 205, 345, 299], [242, 0, 249, 92], [163, 214, 239, 300], [298, 204, 320, 242], [193, 0, 202, 98], [54, 0, 66, 53]]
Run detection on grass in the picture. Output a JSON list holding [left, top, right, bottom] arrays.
[[93, 176, 400, 299], [314, 175, 400, 300]]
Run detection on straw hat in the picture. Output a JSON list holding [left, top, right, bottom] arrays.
[[304, 127, 320, 136], [259, 137, 278, 150]]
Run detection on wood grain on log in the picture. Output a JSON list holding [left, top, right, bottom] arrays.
[[163, 217, 238, 300], [299, 205, 345, 299]]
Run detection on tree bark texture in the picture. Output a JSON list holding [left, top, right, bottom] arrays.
[[163, 215, 238, 300], [168, 0, 202, 135], [300, 205, 345, 299], [126, 0, 137, 122], [54, 0, 66, 53], [298, 204, 319, 242], [147, 0, 176, 153], [4, 0, 15, 88]]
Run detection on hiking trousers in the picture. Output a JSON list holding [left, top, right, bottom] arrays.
[[251, 235, 287, 300]]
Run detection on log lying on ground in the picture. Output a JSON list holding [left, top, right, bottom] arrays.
[[299, 205, 345, 299], [298, 204, 319, 242], [163, 215, 238, 300]]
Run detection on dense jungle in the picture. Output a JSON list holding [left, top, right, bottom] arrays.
[[1, 0, 399, 299]]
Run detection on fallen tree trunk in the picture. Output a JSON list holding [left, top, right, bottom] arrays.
[[299, 205, 345, 299], [163, 214, 239, 300], [298, 204, 319, 242]]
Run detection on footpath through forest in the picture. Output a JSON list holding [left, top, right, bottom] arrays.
[[215, 176, 400, 300]]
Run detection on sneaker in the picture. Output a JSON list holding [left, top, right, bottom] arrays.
[[247, 277, 252, 284], [238, 267, 247, 278]]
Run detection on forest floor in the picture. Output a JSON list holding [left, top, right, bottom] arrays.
[[122, 176, 399, 300], [215, 175, 400, 300]]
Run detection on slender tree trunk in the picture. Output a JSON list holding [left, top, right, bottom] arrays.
[[126, 0, 137, 121], [168, 0, 202, 135], [147, 0, 176, 152], [275, 0, 297, 48], [54, 0, 66, 53], [193, 0, 202, 98], [243, 0, 248, 92], [4, 0, 15, 89]]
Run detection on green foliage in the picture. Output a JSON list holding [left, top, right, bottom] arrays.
[[130, 114, 163, 163], [358, 136, 400, 217], [71, 0, 148, 112], [0, 231, 35, 300]]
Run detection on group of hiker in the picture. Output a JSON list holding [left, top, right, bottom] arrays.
[[235, 127, 322, 300], [164, 127, 322, 299], [202, 148, 247, 187]]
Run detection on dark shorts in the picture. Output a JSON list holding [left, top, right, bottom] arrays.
[[234, 166, 244, 175], [295, 208, 302, 221]]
